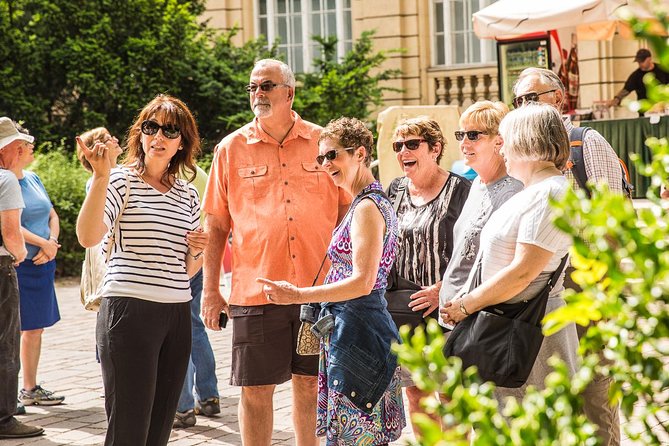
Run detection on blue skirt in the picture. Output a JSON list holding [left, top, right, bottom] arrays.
[[16, 259, 60, 331]]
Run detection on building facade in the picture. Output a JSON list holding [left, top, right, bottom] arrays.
[[203, 0, 645, 118]]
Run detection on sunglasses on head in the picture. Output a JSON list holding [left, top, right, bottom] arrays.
[[392, 139, 426, 153], [245, 81, 290, 94], [454, 130, 487, 142], [316, 147, 354, 165], [512, 89, 557, 108], [140, 120, 181, 139]]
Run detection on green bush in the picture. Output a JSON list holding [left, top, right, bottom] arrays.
[[28, 145, 89, 277]]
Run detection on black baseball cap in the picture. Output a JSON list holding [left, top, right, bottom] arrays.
[[634, 49, 651, 62]]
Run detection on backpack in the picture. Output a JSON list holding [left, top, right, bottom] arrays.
[[80, 170, 130, 311], [568, 126, 634, 199]]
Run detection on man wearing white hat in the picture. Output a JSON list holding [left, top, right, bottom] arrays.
[[0, 117, 43, 439]]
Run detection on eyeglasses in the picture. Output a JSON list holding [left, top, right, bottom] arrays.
[[316, 147, 354, 165], [245, 81, 290, 94], [454, 130, 487, 142], [512, 89, 557, 108], [140, 120, 181, 139], [392, 139, 426, 153]]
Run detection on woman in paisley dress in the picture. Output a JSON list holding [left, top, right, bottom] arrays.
[[258, 117, 405, 445]]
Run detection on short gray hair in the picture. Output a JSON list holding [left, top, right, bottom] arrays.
[[499, 102, 570, 170], [513, 67, 565, 96], [253, 58, 296, 88]]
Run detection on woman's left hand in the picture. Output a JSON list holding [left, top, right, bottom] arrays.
[[256, 278, 301, 305], [408, 282, 441, 317], [440, 298, 468, 325], [186, 227, 209, 258], [33, 238, 61, 265]]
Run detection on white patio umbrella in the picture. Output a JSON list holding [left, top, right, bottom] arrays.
[[473, 0, 663, 40]]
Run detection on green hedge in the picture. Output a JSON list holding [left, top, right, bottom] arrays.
[[29, 146, 89, 277]]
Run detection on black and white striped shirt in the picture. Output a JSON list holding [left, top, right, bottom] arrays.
[[101, 168, 200, 303]]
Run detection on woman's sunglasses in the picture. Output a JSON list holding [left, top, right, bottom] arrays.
[[392, 139, 426, 153], [140, 120, 181, 139], [512, 89, 557, 108], [316, 147, 354, 165], [454, 130, 487, 142]]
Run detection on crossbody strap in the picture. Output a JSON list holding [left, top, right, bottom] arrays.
[[311, 188, 381, 287], [392, 177, 408, 214]]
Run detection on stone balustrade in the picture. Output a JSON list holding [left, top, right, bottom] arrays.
[[428, 65, 499, 108]]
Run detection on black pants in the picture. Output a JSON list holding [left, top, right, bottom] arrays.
[[97, 297, 191, 446], [0, 257, 20, 428]]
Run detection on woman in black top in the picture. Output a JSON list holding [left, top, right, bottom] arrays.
[[386, 116, 470, 435]]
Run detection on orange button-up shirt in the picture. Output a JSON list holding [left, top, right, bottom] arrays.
[[202, 112, 351, 306]]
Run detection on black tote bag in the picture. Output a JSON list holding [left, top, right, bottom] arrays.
[[443, 255, 569, 388]]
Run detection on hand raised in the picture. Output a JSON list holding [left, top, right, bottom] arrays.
[[76, 136, 113, 175]]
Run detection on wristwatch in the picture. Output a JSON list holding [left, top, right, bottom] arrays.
[[459, 299, 471, 317]]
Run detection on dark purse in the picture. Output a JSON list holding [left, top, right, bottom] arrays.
[[443, 254, 569, 388], [385, 266, 437, 331]]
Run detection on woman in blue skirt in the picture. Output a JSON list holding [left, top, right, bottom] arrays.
[[9, 123, 64, 408]]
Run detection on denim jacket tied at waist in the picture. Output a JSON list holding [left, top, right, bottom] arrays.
[[311, 288, 400, 413]]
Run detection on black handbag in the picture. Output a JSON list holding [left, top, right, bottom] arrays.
[[443, 254, 569, 388], [384, 266, 430, 331], [384, 178, 437, 331]]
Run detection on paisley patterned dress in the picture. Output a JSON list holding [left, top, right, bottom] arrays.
[[316, 181, 406, 445]]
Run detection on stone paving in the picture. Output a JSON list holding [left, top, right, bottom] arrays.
[[3, 278, 665, 445], [3, 278, 414, 446]]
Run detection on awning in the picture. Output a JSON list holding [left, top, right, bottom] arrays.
[[473, 0, 665, 40]]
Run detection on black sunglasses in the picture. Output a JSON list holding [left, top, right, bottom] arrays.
[[512, 89, 557, 108], [140, 120, 181, 139], [454, 130, 487, 142], [392, 139, 426, 153], [245, 81, 290, 94], [316, 147, 354, 165]]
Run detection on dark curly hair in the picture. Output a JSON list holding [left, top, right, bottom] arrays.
[[318, 117, 373, 167]]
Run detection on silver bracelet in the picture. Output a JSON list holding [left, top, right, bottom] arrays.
[[187, 250, 203, 260]]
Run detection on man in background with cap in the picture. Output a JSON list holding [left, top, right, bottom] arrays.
[[0, 117, 43, 439], [610, 48, 669, 112]]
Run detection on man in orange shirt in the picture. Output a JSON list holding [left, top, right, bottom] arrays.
[[201, 59, 349, 445]]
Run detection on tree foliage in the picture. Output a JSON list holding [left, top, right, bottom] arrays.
[[0, 0, 276, 151], [0, 1, 400, 153], [1, 0, 401, 277], [394, 3, 669, 444], [295, 30, 402, 126]]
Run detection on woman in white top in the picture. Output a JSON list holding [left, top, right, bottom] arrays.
[[441, 102, 579, 402], [76, 94, 209, 446]]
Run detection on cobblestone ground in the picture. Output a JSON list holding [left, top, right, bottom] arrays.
[[4, 278, 664, 445]]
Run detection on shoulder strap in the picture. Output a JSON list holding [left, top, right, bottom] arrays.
[[313, 188, 381, 286], [105, 170, 131, 262], [569, 127, 591, 198], [392, 177, 408, 214]]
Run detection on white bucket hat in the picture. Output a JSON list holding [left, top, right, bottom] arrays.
[[0, 117, 34, 150]]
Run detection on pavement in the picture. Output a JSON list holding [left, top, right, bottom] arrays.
[[3, 278, 665, 445], [3, 278, 415, 446]]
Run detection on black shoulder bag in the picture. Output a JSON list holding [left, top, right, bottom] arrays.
[[384, 178, 437, 331], [443, 254, 569, 388]]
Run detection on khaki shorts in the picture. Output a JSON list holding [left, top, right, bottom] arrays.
[[229, 303, 318, 386]]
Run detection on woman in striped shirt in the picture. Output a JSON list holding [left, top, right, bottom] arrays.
[[76, 94, 209, 446]]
